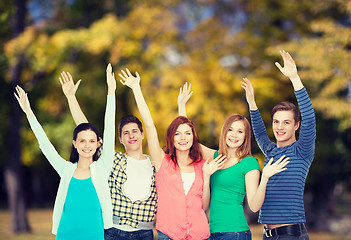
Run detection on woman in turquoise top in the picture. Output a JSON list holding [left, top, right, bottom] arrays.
[[178, 83, 289, 240], [14, 64, 116, 239]]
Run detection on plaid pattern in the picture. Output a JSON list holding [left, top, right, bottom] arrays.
[[109, 151, 157, 228]]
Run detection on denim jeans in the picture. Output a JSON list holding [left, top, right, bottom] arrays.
[[262, 226, 309, 240], [157, 230, 210, 240], [211, 230, 252, 240], [104, 227, 154, 240]]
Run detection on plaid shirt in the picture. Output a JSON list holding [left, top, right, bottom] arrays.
[[108, 151, 157, 229]]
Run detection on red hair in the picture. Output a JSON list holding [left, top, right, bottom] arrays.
[[164, 116, 203, 165]]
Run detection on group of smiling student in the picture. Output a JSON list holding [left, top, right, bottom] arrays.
[[14, 50, 315, 240]]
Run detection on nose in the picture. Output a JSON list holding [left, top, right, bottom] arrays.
[[277, 123, 284, 129]]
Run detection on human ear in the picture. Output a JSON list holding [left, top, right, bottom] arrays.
[[295, 121, 300, 130], [72, 140, 77, 148]]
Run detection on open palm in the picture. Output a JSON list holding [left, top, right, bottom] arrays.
[[119, 68, 140, 89]]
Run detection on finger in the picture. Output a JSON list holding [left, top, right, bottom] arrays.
[[273, 155, 286, 165], [126, 68, 132, 76], [67, 72, 73, 82], [106, 63, 112, 72], [278, 161, 290, 168], [76, 79, 82, 88], [275, 62, 283, 71], [120, 70, 128, 78], [183, 82, 187, 91], [62, 72, 69, 82], [59, 78, 63, 86], [120, 80, 126, 85], [119, 73, 126, 81], [275, 167, 288, 174], [14, 92, 20, 102], [135, 72, 140, 78], [267, 157, 274, 165], [187, 91, 193, 99]]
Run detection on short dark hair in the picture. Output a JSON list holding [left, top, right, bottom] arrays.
[[271, 101, 300, 124], [70, 123, 99, 163], [118, 115, 143, 137]]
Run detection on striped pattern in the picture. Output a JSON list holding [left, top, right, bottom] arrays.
[[250, 87, 316, 224]]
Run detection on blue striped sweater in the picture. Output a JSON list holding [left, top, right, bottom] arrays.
[[250, 87, 316, 224]]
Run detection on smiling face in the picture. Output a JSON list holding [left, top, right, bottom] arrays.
[[72, 130, 99, 160], [226, 120, 246, 150], [119, 122, 144, 152], [272, 110, 300, 148], [173, 123, 194, 152]]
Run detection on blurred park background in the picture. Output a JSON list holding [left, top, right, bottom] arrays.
[[1, 0, 351, 239]]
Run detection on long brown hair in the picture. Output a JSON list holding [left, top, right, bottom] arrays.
[[164, 116, 203, 165], [219, 114, 251, 161]]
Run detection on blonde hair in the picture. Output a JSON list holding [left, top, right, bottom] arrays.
[[218, 114, 252, 161]]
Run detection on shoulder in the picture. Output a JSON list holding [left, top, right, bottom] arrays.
[[241, 156, 259, 167]]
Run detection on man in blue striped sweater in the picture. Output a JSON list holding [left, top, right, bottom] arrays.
[[241, 50, 316, 239]]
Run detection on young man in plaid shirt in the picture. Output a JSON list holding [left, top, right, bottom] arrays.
[[60, 69, 157, 240]]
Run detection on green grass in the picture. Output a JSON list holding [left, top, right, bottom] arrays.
[[0, 209, 350, 240]]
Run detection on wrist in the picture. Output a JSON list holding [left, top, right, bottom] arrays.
[[261, 174, 269, 183], [203, 173, 211, 180], [132, 84, 141, 92], [107, 88, 116, 95], [25, 110, 34, 118], [66, 95, 76, 100], [289, 74, 300, 82]]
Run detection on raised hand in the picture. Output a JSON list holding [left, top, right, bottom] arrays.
[[241, 77, 255, 103], [59, 71, 81, 98], [241, 77, 257, 110], [262, 155, 289, 180], [106, 63, 116, 94], [275, 50, 298, 79], [119, 68, 140, 90], [203, 154, 227, 178], [178, 82, 193, 106], [14, 85, 33, 117]]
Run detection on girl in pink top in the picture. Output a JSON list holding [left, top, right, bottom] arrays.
[[118, 68, 224, 240]]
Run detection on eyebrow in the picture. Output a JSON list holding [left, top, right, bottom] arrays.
[[123, 128, 139, 133], [273, 119, 292, 122]]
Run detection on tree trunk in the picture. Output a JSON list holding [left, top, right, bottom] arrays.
[[4, 0, 31, 233]]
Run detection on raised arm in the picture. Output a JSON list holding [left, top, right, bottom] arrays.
[[119, 68, 164, 171], [276, 50, 316, 159], [245, 155, 289, 212], [177, 82, 216, 159], [275, 50, 303, 91], [59, 71, 88, 125], [241, 77, 257, 111], [178, 82, 193, 117], [242, 78, 274, 154], [99, 63, 116, 170], [14, 86, 66, 175]]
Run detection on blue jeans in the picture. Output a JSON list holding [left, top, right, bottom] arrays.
[[211, 230, 252, 240], [158, 230, 210, 240], [104, 227, 154, 240]]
